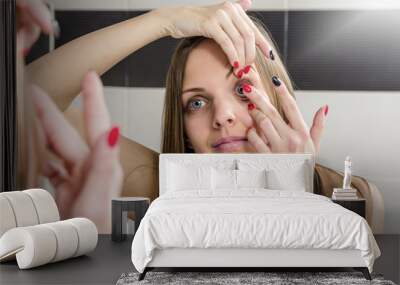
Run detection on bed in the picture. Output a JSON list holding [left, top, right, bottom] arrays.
[[131, 153, 381, 281]]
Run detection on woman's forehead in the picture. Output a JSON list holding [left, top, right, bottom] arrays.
[[183, 40, 231, 86]]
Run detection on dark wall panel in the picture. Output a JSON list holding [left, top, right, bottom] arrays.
[[287, 10, 400, 91], [27, 10, 285, 88], [26, 9, 400, 91]]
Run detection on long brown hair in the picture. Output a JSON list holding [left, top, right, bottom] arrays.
[[162, 17, 295, 153]]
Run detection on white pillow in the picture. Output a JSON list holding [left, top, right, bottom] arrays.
[[212, 168, 237, 190], [237, 169, 267, 188], [266, 163, 307, 191], [167, 163, 212, 191]]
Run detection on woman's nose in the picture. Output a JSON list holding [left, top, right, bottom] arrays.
[[212, 100, 236, 129]]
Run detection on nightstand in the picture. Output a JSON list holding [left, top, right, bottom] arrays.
[[332, 198, 366, 218], [111, 197, 150, 242]]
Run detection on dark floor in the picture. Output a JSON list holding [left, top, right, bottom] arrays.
[[0, 235, 398, 285]]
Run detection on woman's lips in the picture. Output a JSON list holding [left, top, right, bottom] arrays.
[[213, 139, 248, 152]]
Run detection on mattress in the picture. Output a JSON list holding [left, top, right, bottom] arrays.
[[131, 189, 380, 273]]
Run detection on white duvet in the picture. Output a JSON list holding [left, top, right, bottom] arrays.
[[131, 189, 380, 273]]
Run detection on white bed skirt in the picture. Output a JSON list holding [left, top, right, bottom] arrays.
[[148, 248, 366, 268]]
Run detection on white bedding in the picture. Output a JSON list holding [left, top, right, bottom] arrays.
[[131, 189, 380, 273]]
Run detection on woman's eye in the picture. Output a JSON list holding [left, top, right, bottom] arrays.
[[235, 82, 249, 100], [187, 98, 206, 111]]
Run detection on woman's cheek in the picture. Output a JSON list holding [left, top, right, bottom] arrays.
[[184, 116, 207, 152], [241, 110, 254, 129]]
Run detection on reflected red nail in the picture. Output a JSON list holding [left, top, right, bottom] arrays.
[[237, 70, 244, 78], [108, 126, 120, 147], [324, 105, 329, 116], [23, 47, 30, 57], [248, 103, 256, 111], [233, 61, 239, 69], [243, 84, 252, 93], [243, 65, 251, 74]]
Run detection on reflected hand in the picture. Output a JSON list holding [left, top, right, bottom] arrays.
[[16, 0, 57, 55], [31, 71, 123, 233], [241, 66, 328, 156], [160, 0, 271, 68]]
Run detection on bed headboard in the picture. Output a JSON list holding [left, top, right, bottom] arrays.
[[159, 153, 315, 196]]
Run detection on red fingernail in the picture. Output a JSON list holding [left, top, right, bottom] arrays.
[[324, 105, 329, 116], [243, 84, 252, 93], [248, 103, 256, 111], [243, 65, 251, 74], [108, 126, 120, 147], [237, 70, 243, 79], [23, 47, 30, 57], [233, 61, 239, 69]]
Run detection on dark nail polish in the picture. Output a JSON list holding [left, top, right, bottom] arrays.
[[272, 76, 281, 87], [108, 126, 120, 147], [269, 50, 275, 60]]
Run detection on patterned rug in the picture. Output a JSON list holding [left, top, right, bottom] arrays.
[[116, 271, 396, 285]]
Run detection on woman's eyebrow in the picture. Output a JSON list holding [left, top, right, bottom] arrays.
[[182, 87, 205, 95]]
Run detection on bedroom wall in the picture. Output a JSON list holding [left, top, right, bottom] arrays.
[[31, 0, 400, 233]]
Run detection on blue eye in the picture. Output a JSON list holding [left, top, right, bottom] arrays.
[[187, 99, 206, 111]]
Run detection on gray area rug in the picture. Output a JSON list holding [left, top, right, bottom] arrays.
[[116, 271, 396, 285]]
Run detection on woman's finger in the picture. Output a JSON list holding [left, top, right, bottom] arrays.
[[223, 2, 255, 65], [271, 76, 308, 133], [215, 8, 245, 67], [86, 127, 122, 184], [310, 105, 328, 154], [235, 0, 252, 11], [42, 159, 69, 188], [31, 84, 89, 166], [247, 128, 271, 153], [20, 24, 41, 53], [249, 107, 282, 149], [242, 81, 291, 137], [234, 2, 271, 59], [17, 0, 54, 35], [81, 71, 112, 147], [75, 127, 123, 232], [206, 22, 240, 67]]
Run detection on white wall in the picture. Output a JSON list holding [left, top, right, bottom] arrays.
[[296, 90, 400, 234], [94, 87, 400, 233]]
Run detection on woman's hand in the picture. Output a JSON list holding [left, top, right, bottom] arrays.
[[16, 0, 58, 56], [159, 0, 271, 68], [31, 71, 123, 233], [241, 66, 328, 156]]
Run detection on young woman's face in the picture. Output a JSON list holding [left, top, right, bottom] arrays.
[[182, 40, 257, 153]]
